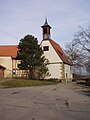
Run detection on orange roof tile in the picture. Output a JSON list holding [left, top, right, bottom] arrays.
[[0, 45, 18, 58], [49, 39, 72, 65], [0, 41, 72, 65]]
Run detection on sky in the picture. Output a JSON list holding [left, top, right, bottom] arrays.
[[0, 0, 90, 48]]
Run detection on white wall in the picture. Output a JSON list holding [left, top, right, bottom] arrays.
[[46, 63, 62, 79], [41, 40, 63, 63], [0, 57, 12, 78], [41, 40, 72, 81], [41, 40, 63, 79], [64, 64, 72, 82]]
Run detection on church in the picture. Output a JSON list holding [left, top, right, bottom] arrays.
[[0, 19, 72, 82]]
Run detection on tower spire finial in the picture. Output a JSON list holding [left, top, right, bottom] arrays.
[[41, 17, 52, 40], [44, 15, 48, 25]]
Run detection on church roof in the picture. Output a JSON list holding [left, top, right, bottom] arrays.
[[49, 39, 72, 65], [0, 41, 72, 65], [0, 45, 18, 58]]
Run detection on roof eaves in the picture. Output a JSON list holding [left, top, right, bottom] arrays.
[[0, 65, 6, 69]]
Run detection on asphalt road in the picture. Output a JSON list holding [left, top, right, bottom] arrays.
[[0, 82, 90, 120]]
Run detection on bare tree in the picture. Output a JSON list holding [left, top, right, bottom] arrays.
[[74, 26, 90, 74], [85, 57, 90, 73], [74, 26, 90, 53], [65, 42, 85, 74], [65, 26, 90, 74]]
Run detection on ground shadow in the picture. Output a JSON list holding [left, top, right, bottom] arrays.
[[78, 89, 90, 96]]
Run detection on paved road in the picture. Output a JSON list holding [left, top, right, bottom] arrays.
[[0, 82, 90, 120]]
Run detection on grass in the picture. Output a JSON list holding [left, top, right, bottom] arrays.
[[0, 79, 59, 88]]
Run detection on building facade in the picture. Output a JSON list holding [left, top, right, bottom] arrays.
[[0, 19, 72, 82], [0, 65, 6, 79], [40, 18, 72, 82]]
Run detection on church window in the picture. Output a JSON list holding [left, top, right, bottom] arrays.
[[43, 46, 49, 51], [44, 28, 47, 34]]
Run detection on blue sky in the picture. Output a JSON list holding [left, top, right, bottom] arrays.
[[0, 0, 90, 48]]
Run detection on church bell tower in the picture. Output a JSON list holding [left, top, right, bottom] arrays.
[[41, 18, 52, 40]]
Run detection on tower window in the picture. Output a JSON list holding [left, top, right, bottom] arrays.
[[43, 46, 49, 51], [43, 28, 47, 34]]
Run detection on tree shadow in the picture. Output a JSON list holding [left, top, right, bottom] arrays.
[[78, 89, 90, 96]]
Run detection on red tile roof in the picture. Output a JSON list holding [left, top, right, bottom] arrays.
[[0, 40, 72, 65], [0, 45, 18, 58], [49, 39, 72, 65]]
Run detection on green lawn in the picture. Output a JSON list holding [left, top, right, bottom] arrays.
[[0, 79, 59, 88]]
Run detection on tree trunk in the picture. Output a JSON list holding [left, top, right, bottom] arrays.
[[28, 68, 34, 79]]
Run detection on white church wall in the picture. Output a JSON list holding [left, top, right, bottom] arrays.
[[64, 64, 72, 82], [46, 63, 62, 79], [0, 57, 12, 78], [41, 40, 63, 79], [41, 40, 63, 63]]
